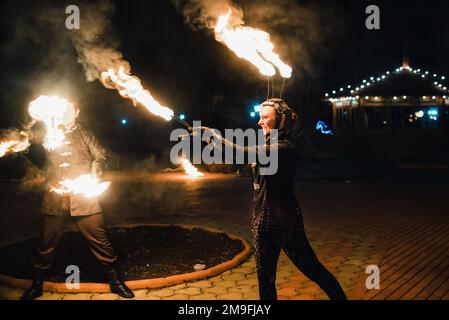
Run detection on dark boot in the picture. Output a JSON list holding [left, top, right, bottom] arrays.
[[106, 265, 134, 299], [20, 269, 46, 301]]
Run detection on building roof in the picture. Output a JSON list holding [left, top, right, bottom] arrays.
[[325, 65, 448, 101], [358, 69, 447, 96]]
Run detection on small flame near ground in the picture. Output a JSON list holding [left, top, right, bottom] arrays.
[[50, 174, 111, 198], [214, 8, 292, 79], [181, 159, 204, 178]]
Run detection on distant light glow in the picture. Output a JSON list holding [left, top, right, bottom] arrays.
[[254, 104, 262, 113], [316, 121, 334, 135], [250, 111, 256, 118], [415, 111, 425, 118], [179, 113, 186, 120], [121, 118, 128, 125]]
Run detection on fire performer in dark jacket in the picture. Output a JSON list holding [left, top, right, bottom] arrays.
[[21, 103, 134, 300], [203, 98, 346, 300]]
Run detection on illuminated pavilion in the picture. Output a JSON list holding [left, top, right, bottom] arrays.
[[325, 57, 449, 133]]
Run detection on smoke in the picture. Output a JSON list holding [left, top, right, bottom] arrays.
[[68, 2, 130, 82], [172, 0, 243, 30], [35, 1, 129, 82], [0, 128, 30, 158]]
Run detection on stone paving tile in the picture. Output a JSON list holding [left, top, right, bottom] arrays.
[[232, 267, 256, 274], [189, 294, 217, 300], [162, 294, 189, 300], [221, 273, 247, 281], [242, 292, 259, 300], [295, 285, 322, 295], [62, 293, 93, 300], [216, 292, 244, 300], [202, 286, 228, 295], [236, 278, 259, 287], [213, 280, 237, 288], [141, 295, 163, 300], [289, 294, 316, 300], [91, 293, 120, 300], [227, 285, 253, 294], [276, 287, 297, 297], [208, 275, 223, 282], [36, 293, 66, 300], [315, 293, 328, 300], [187, 280, 214, 288], [148, 289, 175, 298], [279, 281, 301, 288], [170, 283, 187, 290], [174, 287, 202, 296], [133, 290, 150, 299]]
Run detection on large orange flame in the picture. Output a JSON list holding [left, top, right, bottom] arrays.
[[0, 136, 30, 158], [50, 174, 111, 198], [215, 9, 292, 79], [101, 66, 174, 121], [28, 96, 75, 151]]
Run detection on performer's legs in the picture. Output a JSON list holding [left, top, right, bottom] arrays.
[[74, 213, 134, 298], [33, 213, 68, 270], [279, 228, 347, 300], [254, 230, 282, 300], [74, 213, 117, 265], [21, 209, 69, 300]]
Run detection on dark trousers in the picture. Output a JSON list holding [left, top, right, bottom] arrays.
[[254, 228, 347, 300], [34, 209, 117, 270]]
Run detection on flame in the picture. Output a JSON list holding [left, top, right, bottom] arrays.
[[181, 159, 204, 178], [50, 174, 111, 198], [214, 9, 292, 79], [28, 96, 75, 151], [101, 66, 174, 121], [0, 137, 30, 158]]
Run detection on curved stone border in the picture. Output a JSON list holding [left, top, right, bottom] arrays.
[[0, 224, 251, 293]]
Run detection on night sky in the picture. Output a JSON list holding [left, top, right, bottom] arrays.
[[1, 0, 449, 158]]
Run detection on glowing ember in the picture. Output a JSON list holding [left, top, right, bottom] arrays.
[[101, 66, 174, 121], [215, 9, 292, 79], [0, 136, 30, 158], [181, 159, 204, 178], [28, 96, 75, 151], [50, 174, 111, 198]]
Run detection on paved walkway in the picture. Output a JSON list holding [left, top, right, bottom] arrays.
[[0, 173, 448, 300]]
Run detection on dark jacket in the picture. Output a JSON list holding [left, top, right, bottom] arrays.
[[250, 139, 303, 232], [42, 125, 107, 216], [211, 134, 303, 232]]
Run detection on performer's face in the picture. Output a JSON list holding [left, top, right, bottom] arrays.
[[258, 106, 277, 136]]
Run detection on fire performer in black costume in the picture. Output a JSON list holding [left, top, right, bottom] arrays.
[[21, 102, 134, 300], [202, 98, 346, 300]]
